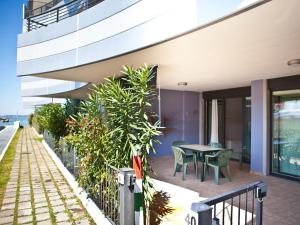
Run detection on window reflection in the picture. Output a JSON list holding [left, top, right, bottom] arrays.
[[272, 90, 300, 178]]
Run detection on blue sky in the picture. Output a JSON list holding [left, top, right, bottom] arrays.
[[0, 0, 27, 115]]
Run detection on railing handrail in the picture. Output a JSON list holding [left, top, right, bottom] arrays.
[[191, 181, 267, 225], [198, 181, 262, 206], [26, 0, 77, 20], [25, 0, 64, 18], [26, 0, 104, 32]]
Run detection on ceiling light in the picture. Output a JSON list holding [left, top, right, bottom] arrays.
[[287, 59, 300, 67], [178, 82, 188, 86]]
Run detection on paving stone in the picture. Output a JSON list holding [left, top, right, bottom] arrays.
[[47, 192, 59, 197], [72, 210, 85, 220], [20, 187, 31, 192], [4, 191, 16, 198], [36, 212, 50, 221], [19, 208, 33, 216], [1, 203, 15, 210], [63, 193, 76, 199], [0, 215, 14, 224], [34, 193, 46, 199], [35, 202, 48, 208], [34, 197, 47, 204], [50, 199, 64, 206], [18, 215, 33, 224], [55, 212, 69, 222], [53, 205, 66, 213], [65, 198, 77, 206], [37, 220, 52, 225], [57, 222, 72, 225], [0, 209, 14, 218], [19, 194, 31, 202], [2, 197, 16, 205], [49, 195, 61, 201], [18, 201, 32, 210], [75, 218, 90, 225], [35, 207, 49, 214]]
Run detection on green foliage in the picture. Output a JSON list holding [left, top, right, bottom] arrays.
[[67, 65, 161, 213], [32, 114, 44, 134], [28, 114, 34, 126], [35, 102, 72, 142]]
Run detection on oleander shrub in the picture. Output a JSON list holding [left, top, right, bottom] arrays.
[[34, 100, 74, 143], [66, 65, 161, 220]]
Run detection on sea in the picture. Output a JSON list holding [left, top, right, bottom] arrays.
[[0, 115, 29, 127]]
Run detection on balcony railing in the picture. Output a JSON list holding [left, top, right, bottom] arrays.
[[191, 181, 267, 225], [25, 0, 64, 18], [26, 0, 104, 32]]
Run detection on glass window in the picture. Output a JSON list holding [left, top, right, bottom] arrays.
[[271, 89, 300, 179]]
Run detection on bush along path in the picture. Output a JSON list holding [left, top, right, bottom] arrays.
[[0, 127, 95, 225]]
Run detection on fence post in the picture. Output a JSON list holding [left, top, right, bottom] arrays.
[[118, 168, 136, 225], [191, 202, 213, 225], [27, 18, 31, 32], [255, 182, 267, 225], [56, 8, 59, 22]]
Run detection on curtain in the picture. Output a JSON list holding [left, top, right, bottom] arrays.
[[210, 99, 219, 143]]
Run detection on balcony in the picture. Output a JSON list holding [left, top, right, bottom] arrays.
[[25, 0, 105, 31], [20, 76, 87, 97]]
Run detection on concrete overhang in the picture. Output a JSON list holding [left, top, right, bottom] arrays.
[[24, 0, 300, 92], [28, 83, 93, 100]]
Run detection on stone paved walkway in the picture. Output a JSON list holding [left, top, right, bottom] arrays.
[[0, 128, 94, 225]]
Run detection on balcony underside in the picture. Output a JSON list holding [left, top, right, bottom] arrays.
[[27, 83, 92, 99], [20, 0, 300, 92]]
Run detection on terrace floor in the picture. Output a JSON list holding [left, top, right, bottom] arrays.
[[151, 156, 300, 225], [0, 128, 94, 225]]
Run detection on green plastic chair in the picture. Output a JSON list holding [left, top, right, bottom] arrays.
[[204, 149, 232, 184], [172, 146, 198, 180], [209, 142, 223, 148], [172, 140, 193, 156]]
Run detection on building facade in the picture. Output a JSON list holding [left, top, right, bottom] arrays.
[[17, 0, 300, 181]]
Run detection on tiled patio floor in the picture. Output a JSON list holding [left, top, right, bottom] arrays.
[[0, 128, 94, 225], [151, 156, 300, 225]]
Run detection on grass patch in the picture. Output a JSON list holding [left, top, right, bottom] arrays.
[[34, 137, 43, 143], [0, 128, 21, 208]]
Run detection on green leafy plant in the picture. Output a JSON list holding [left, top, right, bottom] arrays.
[[28, 114, 34, 126], [67, 65, 161, 220], [34, 102, 73, 143]]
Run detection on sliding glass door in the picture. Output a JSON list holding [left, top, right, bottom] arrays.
[[271, 90, 300, 179], [205, 96, 251, 163]]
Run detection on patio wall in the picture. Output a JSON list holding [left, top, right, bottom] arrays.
[[154, 89, 200, 156]]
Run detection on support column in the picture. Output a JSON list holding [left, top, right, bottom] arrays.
[[251, 80, 269, 175]]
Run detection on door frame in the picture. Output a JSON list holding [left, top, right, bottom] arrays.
[[268, 74, 300, 181], [203, 86, 251, 146]]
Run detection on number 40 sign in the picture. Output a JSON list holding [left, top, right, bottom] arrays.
[[185, 212, 198, 225]]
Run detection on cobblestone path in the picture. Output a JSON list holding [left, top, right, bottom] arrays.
[[0, 128, 94, 225]]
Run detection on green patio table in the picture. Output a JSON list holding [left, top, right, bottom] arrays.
[[178, 144, 226, 182]]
